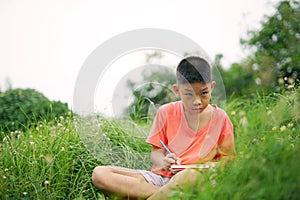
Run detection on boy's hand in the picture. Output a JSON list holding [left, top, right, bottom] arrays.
[[162, 153, 180, 170]]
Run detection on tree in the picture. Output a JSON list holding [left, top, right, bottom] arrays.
[[0, 88, 69, 131], [213, 54, 256, 97], [126, 66, 177, 122], [242, 0, 300, 90], [126, 52, 177, 122]]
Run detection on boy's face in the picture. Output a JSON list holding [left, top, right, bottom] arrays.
[[173, 81, 216, 114]]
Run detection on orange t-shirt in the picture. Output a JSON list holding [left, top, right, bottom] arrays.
[[146, 101, 236, 178]]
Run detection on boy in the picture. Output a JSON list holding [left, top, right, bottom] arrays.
[[92, 56, 236, 200]]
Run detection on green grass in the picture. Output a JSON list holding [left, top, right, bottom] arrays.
[[175, 90, 300, 200], [0, 88, 299, 199], [0, 116, 101, 199]]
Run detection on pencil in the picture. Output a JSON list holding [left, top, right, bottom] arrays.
[[159, 140, 172, 154]]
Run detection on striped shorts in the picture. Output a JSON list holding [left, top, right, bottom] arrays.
[[139, 170, 170, 187]]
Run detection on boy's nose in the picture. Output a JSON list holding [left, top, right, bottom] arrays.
[[193, 97, 202, 106]]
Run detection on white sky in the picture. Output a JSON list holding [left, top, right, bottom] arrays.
[[0, 0, 279, 114]]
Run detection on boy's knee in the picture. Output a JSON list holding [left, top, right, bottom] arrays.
[[173, 169, 202, 183], [92, 166, 110, 188]]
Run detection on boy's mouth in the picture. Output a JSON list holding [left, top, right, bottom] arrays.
[[192, 108, 202, 113]]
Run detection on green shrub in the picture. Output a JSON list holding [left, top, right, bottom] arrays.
[[0, 88, 69, 132]]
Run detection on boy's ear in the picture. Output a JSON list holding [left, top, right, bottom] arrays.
[[211, 81, 216, 90], [172, 84, 180, 95]]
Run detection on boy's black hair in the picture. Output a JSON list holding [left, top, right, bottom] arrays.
[[176, 56, 211, 84]]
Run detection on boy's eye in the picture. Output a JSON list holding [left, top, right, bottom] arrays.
[[201, 92, 208, 96], [185, 93, 194, 96]]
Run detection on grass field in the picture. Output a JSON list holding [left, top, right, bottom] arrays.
[[0, 88, 299, 199]]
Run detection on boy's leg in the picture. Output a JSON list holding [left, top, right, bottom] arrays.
[[92, 166, 160, 199], [147, 169, 204, 200]]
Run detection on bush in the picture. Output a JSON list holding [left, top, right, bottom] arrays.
[[0, 88, 69, 132]]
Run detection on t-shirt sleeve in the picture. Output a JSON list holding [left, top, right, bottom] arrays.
[[146, 107, 168, 148], [216, 114, 236, 160]]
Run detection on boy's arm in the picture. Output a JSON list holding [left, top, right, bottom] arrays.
[[216, 130, 236, 164], [214, 115, 236, 164]]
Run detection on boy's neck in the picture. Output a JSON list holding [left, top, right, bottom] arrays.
[[184, 104, 215, 132], [184, 104, 213, 116]]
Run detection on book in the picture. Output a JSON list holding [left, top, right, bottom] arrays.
[[170, 164, 210, 171]]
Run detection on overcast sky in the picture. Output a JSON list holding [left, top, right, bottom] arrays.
[[0, 0, 279, 115]]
